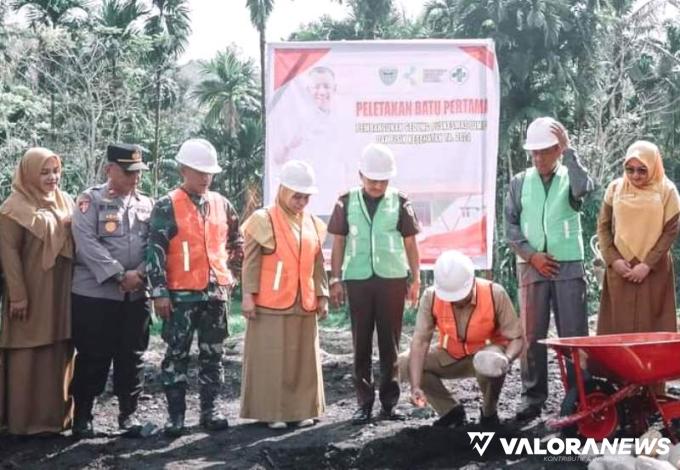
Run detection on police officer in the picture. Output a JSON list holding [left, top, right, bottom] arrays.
[[71, 143, 153, 438], [147, 138, 243, 437]]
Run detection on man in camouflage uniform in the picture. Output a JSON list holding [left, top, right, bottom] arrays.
[[147, 138, 242, 437], [71, 143, 153, 438]]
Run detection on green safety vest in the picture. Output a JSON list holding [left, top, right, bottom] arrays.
[[519, 165, 584, 261], [342, 187, 408, 280]]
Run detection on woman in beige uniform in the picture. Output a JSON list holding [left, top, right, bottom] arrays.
[[597, 140, 680, 336], [240, 160, 328, 429], [0, 148, 75, 435]]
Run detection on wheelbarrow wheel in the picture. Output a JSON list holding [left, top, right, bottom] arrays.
[[560, 378, 623, 441]]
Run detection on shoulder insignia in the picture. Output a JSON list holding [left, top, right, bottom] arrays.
[[77, 194, 91, 214]]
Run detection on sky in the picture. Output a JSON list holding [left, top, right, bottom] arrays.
[[180, 0, 428, 63]]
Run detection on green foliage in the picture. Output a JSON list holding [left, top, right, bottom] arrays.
[[193, 49, 260, 136], [245, 0, 274, 31], [12, 0, 89, 28], [3, 0, 680, 312]]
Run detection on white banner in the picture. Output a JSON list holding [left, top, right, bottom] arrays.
[[265, 40, 500, 268]]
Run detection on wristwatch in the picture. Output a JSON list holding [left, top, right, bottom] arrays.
[[114, 270, 125, 283], [329, 276, 342, 285]]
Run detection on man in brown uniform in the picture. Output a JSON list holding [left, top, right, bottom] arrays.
[[400, 250, 523, 427], [329, 143, 421, 424]]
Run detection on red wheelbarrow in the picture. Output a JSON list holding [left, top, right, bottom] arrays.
[[541, 332, 680, 441]]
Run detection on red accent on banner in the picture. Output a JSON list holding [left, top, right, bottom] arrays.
[[418, 216, 487, 264], [274, 48, 331, 90], [460, 46, 496, 70]]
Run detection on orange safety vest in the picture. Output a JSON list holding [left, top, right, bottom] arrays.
[[432, 279, 508, 359], [167, 189, 233, 290], [253, 205, 320, 312]]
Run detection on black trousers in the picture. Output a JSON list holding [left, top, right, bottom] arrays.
[[346, 277, 407, 410], [70, 294, 151, 403]]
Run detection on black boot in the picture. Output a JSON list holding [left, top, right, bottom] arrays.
[[199, 385, 229, 431], [72, 397, 95, 439], [118, 395, 143, 436], [479, 407, 501, 429], [351, 404, 373, 425], [164, 387, 186, 438]]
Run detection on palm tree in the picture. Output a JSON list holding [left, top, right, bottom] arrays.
[[348, 0, 394, 39], [245, 0, 274, 147], [99, 0, 146, 41], [193, 49, 260, 137], [96, 0, 147, 140], [11, 0, 88, 28], [194, 49, 260, 203], [11, 0, 89, 142], [145, 0, 190, 194], [232, 117, 264, 214]]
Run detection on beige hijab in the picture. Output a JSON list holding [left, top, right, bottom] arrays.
[[605, 140, 680, 262], [0, 148, 74, 270], [241, 186, 326, 250]]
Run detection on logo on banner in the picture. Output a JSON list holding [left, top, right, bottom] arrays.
[[403, 65, 417, 86], [450, 65, 468, 84], [468, 432, 494, 457], [379, 67, 398, 85], [467, 432, 672, 459]]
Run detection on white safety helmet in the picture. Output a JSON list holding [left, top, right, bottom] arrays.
[[433, 250, 475, 302], [523, 117, 559, 151], [279, 160, 318, 194], [176, 138, 222, 174], [359, 143, 396, 180]]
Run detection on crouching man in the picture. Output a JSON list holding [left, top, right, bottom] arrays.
[[399, 250, 524, 428]]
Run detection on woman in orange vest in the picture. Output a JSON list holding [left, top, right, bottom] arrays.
[[239, 160, 329, 429]]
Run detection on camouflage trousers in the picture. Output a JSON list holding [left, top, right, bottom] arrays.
[[160, 300, 229, 389]]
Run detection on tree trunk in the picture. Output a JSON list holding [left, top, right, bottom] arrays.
[[153, 68, 162, 197], [259, 27, 266, 150]]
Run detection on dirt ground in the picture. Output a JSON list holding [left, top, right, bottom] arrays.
[[0, 326, 589, 470]]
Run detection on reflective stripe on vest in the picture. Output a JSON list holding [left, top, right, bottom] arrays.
[[342, 187, 408, 280], [253, 205, 320, 312], [167, 189, 233, 290], [519, 166, 584, 261], [432, 279, 508, 359]]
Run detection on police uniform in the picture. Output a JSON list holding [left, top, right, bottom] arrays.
[[70, 143, 153, 436]]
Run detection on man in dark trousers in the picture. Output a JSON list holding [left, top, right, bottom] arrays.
[[329, 143, 421, 424], [505, 117, 594, 421], [71, 144, 153, 438]]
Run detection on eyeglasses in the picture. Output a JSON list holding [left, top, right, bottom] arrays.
[[625, 166, 648, 176]]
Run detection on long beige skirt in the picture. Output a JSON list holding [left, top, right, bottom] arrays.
[[240, 313, 325, 422], [0, 340, 74, 435]]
